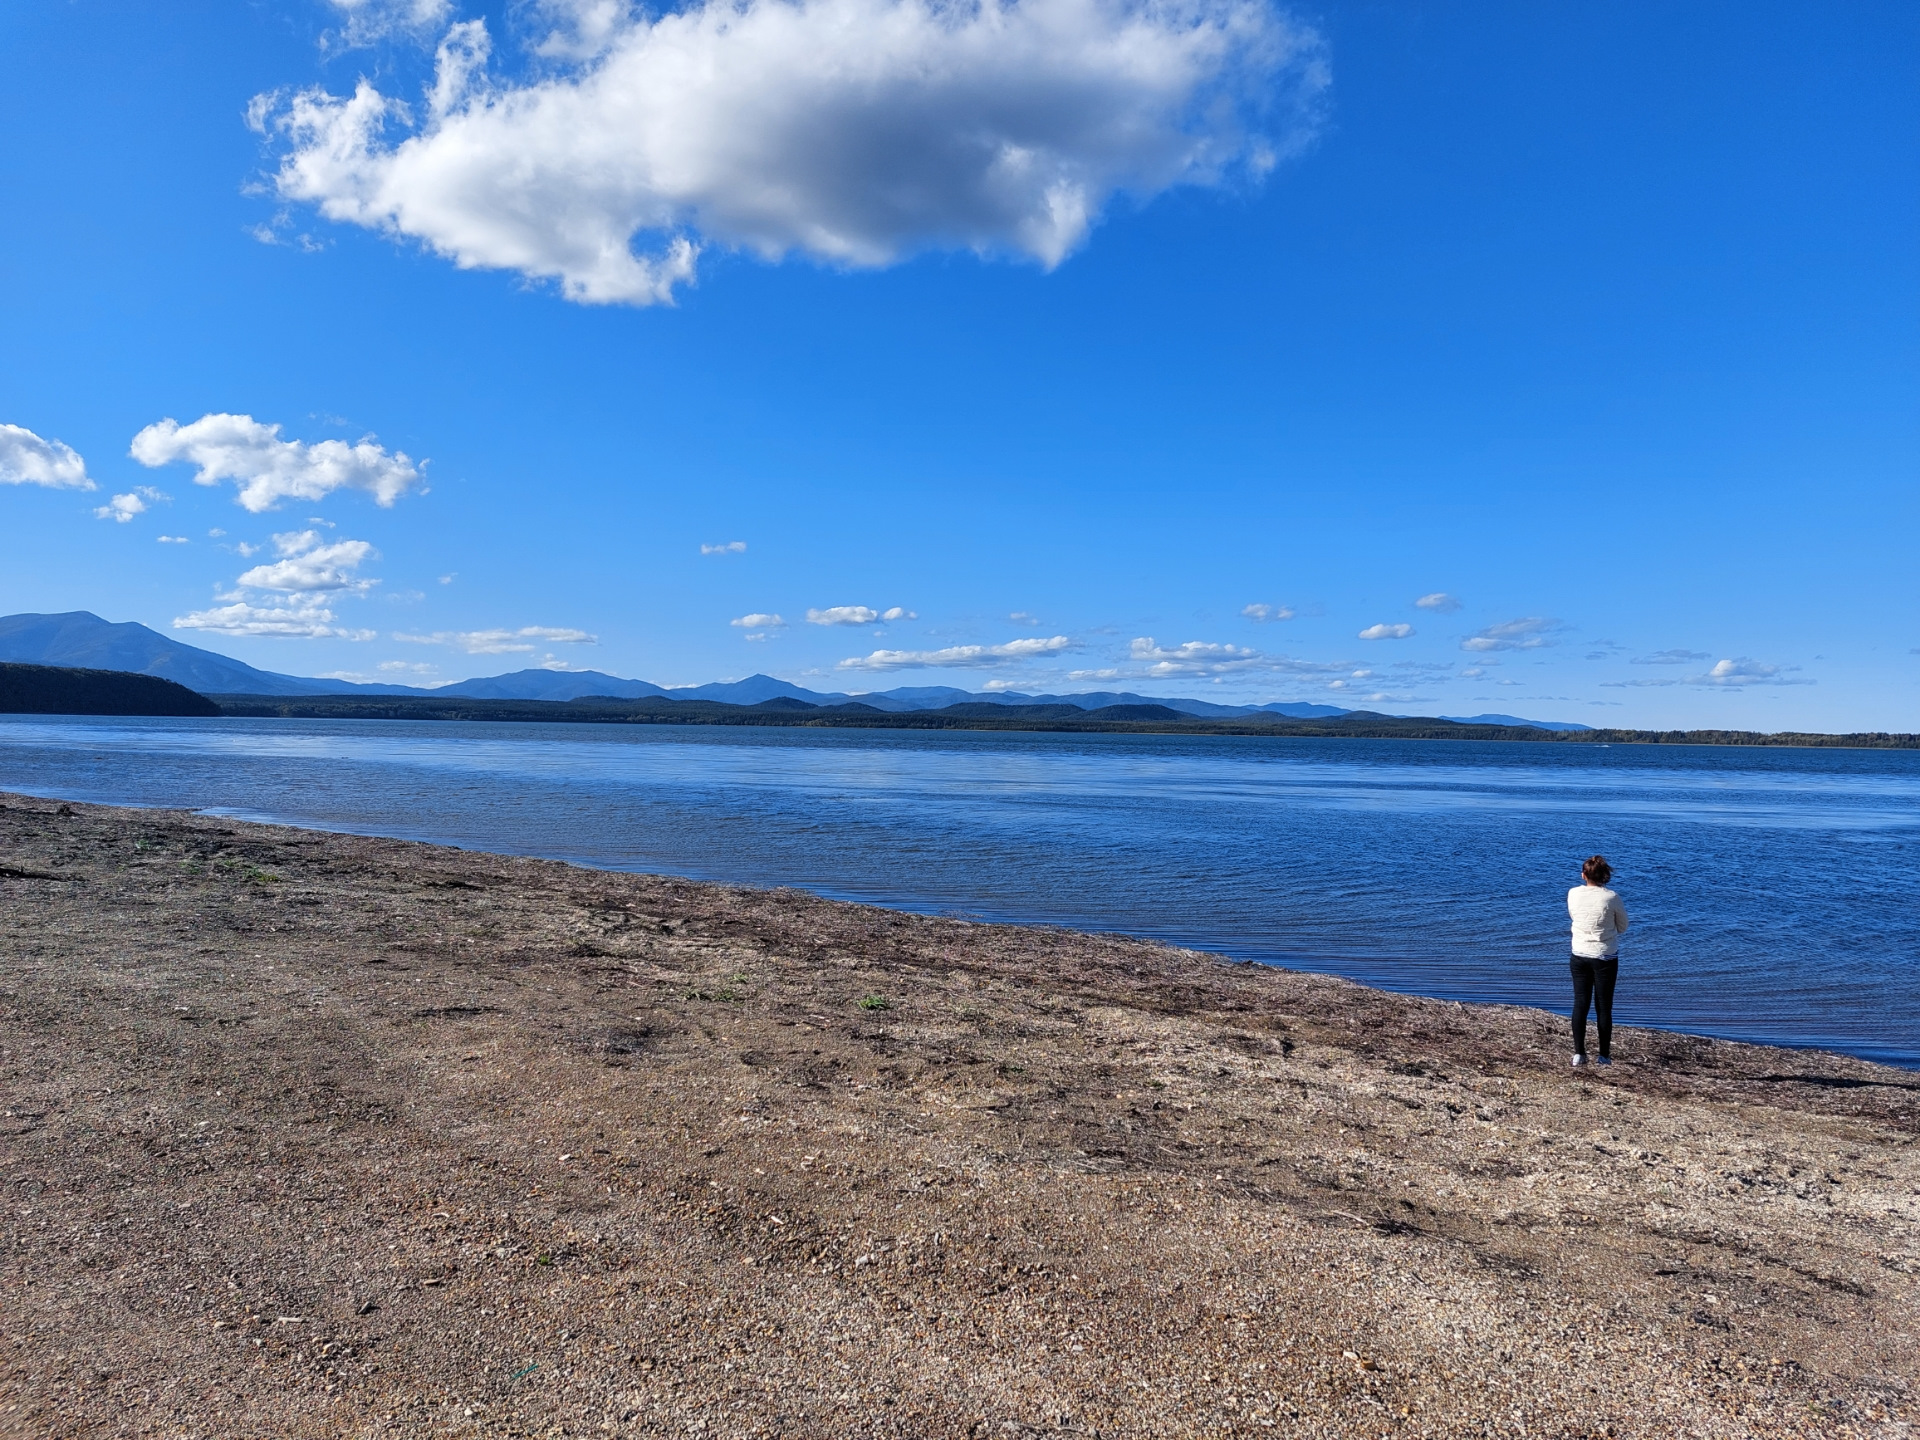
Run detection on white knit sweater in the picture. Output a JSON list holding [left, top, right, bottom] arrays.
[[1567, 885, 1629, 959]]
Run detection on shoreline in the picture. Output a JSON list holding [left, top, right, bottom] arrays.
[[3, 792, 1916, 1436], [1, 780, 1909, 1072]]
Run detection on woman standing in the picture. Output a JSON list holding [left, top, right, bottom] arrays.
[[1567, 855, 1628, 1067]]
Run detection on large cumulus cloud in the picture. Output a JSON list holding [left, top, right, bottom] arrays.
[[256, 0, 1325, 304]]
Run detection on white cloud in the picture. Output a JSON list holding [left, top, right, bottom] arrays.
[[1127, 636, 1346, 679], [731, 612, 787, 629], [379, 659, 440, 674], [94, 486, 168, 523], [1606, 658, 1812, 689], [1067, 667, 1122, 681], [325, 0, 455, 45], [438, 572, 456, 584], [1413, 592, 1460, 613], [701, 540, 747, 555], [808, 606, 881, 626], [235, 529, 378, 592], [394, 625, 598, 654], [838, 635, 1073, 671], [174, 597, 377, 641], [1358, 622, 1413, 640], [1460, 666, 1489, 679], [1461, 617, 1561, 653], [0, 423, 95, 490], [257, 0, 1325, 306], [1632, 648, 1711, 666], [880, 606, 916, 622], [1240, 602, 1294, 622], [1009, 611, 1041, 625], [130, 413, 424, 513], [157, 535, 190, 544]]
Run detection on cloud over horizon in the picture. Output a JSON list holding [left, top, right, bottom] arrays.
[[396, 625, 598, 654], [1, 423, 95, 490], [1461, 616, 1562, 653], [256, 0, 1326, 305], [838, 634, 1073, 670], [236, 530, 379, 592], [1128, 636, 1346, 678], [130, 413, 424, 513], [173, 596, 377, 641]]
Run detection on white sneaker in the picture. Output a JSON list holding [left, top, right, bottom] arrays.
[[1572, 1054, 1586, 1067]]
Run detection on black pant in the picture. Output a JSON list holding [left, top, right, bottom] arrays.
[[1569, 956, 1618, 1056]]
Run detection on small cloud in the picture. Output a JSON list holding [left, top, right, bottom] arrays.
[[386, 589, 426, 604], [1461, 666, 1489, 679], [807, 606, 880, 626], [1631, 648, 1711, 666], [379, 660, 439, 674], [1241, 603, 1295, 623], [94, 486, 169, 523], [236, 529, 378, 592], [1358, 622, 1413, 641], [1461, 617, 1562, 653], [234, 541, 261, 558], [1127, 638, 1349, 679], [701, 540, 747, 555], [1009, 611, 1041, 625], [1603, 658, 1812, 689], [438, 573, 456, 585], [1413, 592, 1461, 613], [157, 535, 190, 544], [1067, 668, 1122, 681], [880, 607, 916, 622], [208, 528, 226, 538], [0, 423, 96, 490], [130, 413, 424, 513], [731, 613, 787, 629], [395, 626, 597, 655], [1694, 658, 1812, 687], [174, 597, 375, 640], [838, 636, 1073, 672]]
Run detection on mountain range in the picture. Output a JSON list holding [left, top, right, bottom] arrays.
[[0, 611, 1592, 730]]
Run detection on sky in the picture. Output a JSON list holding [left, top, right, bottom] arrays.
[[1, 0, 1915, 729]]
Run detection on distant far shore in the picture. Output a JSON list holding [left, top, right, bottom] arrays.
[[0, 660, 1911, 747], [202, 689, 1920, 749]]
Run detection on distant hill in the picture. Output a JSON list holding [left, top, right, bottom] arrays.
[[0, 662, 220, 717], [435, 668, 667, 701], [0, 612, 1590, 730], [0, 612, 423, 697], [1441, 713, 1592, 733]]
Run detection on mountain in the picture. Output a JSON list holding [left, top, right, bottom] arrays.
[[1440, 713, 1593, 733], [436, 669, 667, 701], [0, 612, 426, 697], [0, 614, 1586, 730]]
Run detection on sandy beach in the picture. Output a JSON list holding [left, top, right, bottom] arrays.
[[2, 792, 1914, 1438]]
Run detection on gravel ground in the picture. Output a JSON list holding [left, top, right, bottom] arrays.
[[2, 794, 1915, 1439]]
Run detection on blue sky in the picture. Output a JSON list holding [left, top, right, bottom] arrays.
[[2, 0, 1914, 728]]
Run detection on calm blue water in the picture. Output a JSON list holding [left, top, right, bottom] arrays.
[[2, 715, 1915, 1066]]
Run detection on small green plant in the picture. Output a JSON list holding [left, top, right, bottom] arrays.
[[858, 995, 891, 1011]]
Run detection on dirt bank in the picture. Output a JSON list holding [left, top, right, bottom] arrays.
[[2, 795, 1914, 1438]]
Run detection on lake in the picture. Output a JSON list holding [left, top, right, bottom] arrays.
[[2, 715, 1915, 1066]]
